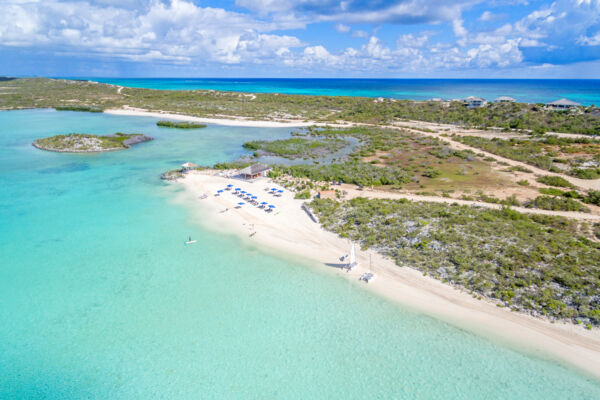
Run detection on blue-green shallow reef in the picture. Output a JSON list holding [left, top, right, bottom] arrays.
[[1, 109, 599, 399]]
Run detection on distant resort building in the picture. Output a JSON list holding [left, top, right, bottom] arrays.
[[239, 163, 272, 179], [464, 96, 488, 108], [494, 96, 516, 103], [546, 98, 580, 110]]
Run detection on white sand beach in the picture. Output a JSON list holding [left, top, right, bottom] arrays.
[[177, 170, 600, 380], [104, 107, 317, 128]]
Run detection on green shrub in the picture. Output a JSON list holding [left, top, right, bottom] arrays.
[[537, 175, 575, 188], [539, 188, 565, 196], [157, 120, 206, 129], [517, 180, 530, 186], [294, 190, 312, 199], [525, 196, 589, 212]]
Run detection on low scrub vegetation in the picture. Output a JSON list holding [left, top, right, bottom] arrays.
[[3, 78, 600, 135], [537, 175, 575, 188], [456, 135, 600, 179], [243, 137, 346, 159], [156, 120, 206, 129], [310, 197, 600, 325], [55, 105, 102, 112], [525, 196, 590, 212]]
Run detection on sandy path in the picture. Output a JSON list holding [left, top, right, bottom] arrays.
[[380, 122, 600, 191], [338, 186, 600, 221], [177, 171, 600, 380]]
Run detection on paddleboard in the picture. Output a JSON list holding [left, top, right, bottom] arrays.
[[185, 240, 197, 245]]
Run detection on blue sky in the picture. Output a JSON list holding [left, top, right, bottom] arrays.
[[1, 0, 600, 78]]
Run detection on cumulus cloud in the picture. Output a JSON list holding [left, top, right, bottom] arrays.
[[1, 0, 599, 75], [0, 0, 303, 64], [578, 32, 600, 45], [335, 23, 350, 33]]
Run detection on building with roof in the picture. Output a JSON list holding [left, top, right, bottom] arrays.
[[464, 96, 488, 108], [494, 96, 516, 103], [239, 163, 272, 179], [547, 98, 580, 110], [181, 162, 197, 171]]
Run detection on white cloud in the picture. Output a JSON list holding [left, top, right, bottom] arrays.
[[0, 0, 304, 64], [578, 32, 600, 45], [335, 23, 350, 33], [352, 30, 369, 38], [452, 18, 468, 38], [479, 11, 494, 22]]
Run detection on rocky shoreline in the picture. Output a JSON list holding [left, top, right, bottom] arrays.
[[33, 133, 153, 153]]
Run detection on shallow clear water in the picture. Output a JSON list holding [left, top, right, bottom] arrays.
[[1, 109, 600, 399], [86, 78, 600, 105]]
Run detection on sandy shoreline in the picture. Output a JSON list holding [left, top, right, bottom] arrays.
[[175, 170, 600, 381], [104, 107, 317, 128]]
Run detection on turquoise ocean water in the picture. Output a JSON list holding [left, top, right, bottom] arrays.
[[1, 109, 600, 398], [86, 78, 600, 105]]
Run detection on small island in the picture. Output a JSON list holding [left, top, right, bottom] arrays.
[[156, 120, 207, 129], [33, 133, 153, 153]]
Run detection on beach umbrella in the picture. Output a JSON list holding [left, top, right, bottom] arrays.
[[261, 202, 268, 205], [271, 188, 277, 191], [227, 184, 233, 187], [251, 196, 258, 199], [238, 202, 245, 205], [269, 205, 275, 208], [241, 190, 246, 194], [235, 188, 241, 191], [217, 189, 223, 193], [277, 190, 283, 193]]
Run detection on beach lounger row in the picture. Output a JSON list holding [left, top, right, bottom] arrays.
[[217, 186, 277, 213]]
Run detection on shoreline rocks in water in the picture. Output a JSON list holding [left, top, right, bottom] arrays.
[[161, 169, 185, 181], [33, 133, 153, 153]]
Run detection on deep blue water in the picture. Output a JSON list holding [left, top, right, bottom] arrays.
[[83, 78, 600, 105]]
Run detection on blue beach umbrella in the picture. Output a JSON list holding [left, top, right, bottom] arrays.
[[271, 188, 277, 191], [238, 202, 245, 205], [235, 188, 241, 191], [227, 184, 233, 187], [269, 205, 275, 208], [241, 190, 246, 194], [217, 189, 223, 193], [251, 196, 258, 199], [277, 190, 283, 193], [261, 202, 268, 205]]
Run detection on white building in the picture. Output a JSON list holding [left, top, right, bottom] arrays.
[[464, 96, 488, 108], [547, 98, 580, 110], [239, 163, 272, 179], [494, 96, 516, 103]]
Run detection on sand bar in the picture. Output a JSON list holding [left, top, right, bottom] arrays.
[[104, 107, 316, 128], [176, 170, 600, 381]]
